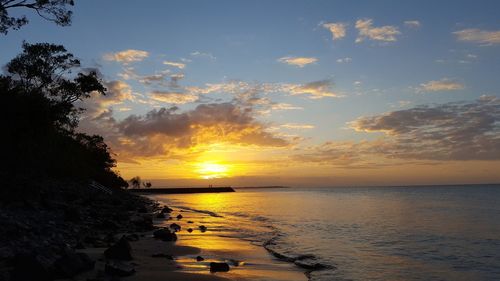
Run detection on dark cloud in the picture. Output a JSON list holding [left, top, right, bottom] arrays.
[[118, 103, 286, 145], [351, 96, 500, 160], [79, 102, 289, 161], [291, 97, 500, 166]]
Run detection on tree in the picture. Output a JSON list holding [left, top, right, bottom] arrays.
[[1, 0, 74, 34], [0, 42, 127, 189], [5, 42, 105, 132], [142, 181, 152, 188], [129, 177, 141, 189]]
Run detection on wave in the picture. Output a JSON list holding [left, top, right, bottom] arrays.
[[173, 205, 223, 217], [263, 235, 335, 279], [171, 201, 336, 280]]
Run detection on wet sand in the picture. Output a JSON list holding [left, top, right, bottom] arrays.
[[69, 206, 306, 281]]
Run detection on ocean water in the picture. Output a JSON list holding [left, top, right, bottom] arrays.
[[151, 185, 500, 281]]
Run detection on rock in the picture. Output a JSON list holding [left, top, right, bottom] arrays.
[[125, 233, 139, 242], [10, 255, 52, 281], [210, 262, 230, 272], [227, 259, 242, 266], [161, 206, 173, 213], [176, 214, 183, 220], [53, 249, 95, 278], [74, 241, 86, 249], [196, 256, 204, 261], [199, 225, 207, 232], [104, 236, 132, 260], [151, 253, 173, 259], [130, 214, 153, 230], [187, 228, 193, 233], [156, 212, 166, 219], [153, 228, 177, 241], [169, 223, 181, 232], [105, 261, 135, 276], [187, 221, 194, 224]]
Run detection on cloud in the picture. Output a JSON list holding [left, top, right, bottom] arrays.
[[322, 22, 348, 40], [163, 60, 186, 69], [453, 28, 500, 45], [350, 96, 500, 160], [285, 79, 342, 99], [117, 103, 289, 152], [418, 78, 465, 92], [404, 20, 421, 28], [150, 91, 199, 104], [271, 103, 303, 110], [278, 56, 318, 68], [336, 57, 352, 63], [191, 51, 216, 60], [281, 123, 315, 129], [79, 80, 134, 118], [355, 19, 400, 43], [103, 49, 149, 64]]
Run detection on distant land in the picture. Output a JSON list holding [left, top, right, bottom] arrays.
[[233, 186, 290, 189], [128, 187, 235, 194]]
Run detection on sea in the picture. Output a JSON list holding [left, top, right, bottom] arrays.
[[150, 184, 500, 281]]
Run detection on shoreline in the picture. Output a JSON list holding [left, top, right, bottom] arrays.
[[65, 199, 308, 281]]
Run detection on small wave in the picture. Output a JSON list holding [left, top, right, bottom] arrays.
[[225, 211, 270, 222], [174, 205, 223, 217], [263, 236, 334, 276]]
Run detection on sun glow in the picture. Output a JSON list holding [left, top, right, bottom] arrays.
[[196, 162, 231, 179]]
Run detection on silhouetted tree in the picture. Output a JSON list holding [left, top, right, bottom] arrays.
[[0, 42, 127, 189], [0, 0, 74, 34], [143, 181, 152, 188], [129, 177, 141, 189], [5, 42, 105, 131]]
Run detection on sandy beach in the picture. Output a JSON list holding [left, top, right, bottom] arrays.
[[66, 204, 307, 281]]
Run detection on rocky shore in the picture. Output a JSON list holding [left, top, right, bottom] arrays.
[[0, 180, 158, 281]]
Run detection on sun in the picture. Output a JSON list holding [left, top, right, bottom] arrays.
[[196, 162, 230, 179]]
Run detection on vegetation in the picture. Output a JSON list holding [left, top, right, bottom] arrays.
[[128, 176, 152, 189], [0, 0, 74, 34], [0, 42, 128, 191]]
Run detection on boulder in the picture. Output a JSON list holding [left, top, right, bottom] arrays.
[[125, 233, 140, 242], [210, 262, 230, 272], [153, 229, 177, 241], [156, 212, 166, 219], [227, 259, 242, 266], [53, 249, 95, 278], [170, 223, 181, 232], [10, 255, 52, 281], [187, 221, 194, 224], [161, 206, 173, 213], [104, 236, 132, 260], [187, 228, 193, 233], [196, 256, 204, 261], [176, 214, 183, 220], [130, 214, 153, 230], [199, 225, 207, 232], [105, 261, 135, 277]]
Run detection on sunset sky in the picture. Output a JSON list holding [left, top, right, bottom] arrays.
[[2, 0, 500, 186]]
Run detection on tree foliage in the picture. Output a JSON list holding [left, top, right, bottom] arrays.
[[129, 176, 141, 189], [0, 42, 127, 189], [0, 0, 74, 34]]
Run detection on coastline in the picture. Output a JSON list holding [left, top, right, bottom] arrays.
[[0, 182, 306, 281], [69, 201, 307, 281]]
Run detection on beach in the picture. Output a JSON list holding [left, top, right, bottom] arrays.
[[66, 203, 307, 281]]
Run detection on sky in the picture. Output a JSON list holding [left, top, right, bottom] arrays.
[[2, 0, 500, 186]]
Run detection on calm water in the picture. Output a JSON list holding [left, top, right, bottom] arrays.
[[152, 185, 500, 281]]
